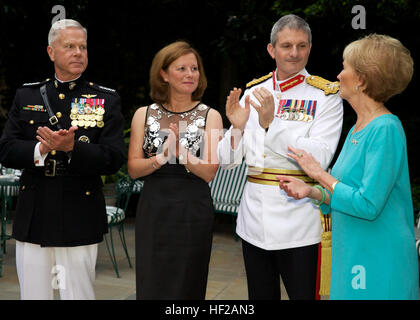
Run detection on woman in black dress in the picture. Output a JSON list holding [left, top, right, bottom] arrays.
[[128, 41, 223, 299]]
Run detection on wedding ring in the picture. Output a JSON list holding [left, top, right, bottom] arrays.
[[297, 153, 303, 158]]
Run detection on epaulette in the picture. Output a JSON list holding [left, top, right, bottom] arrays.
[[21, 78, 52, 88], [306, 75, 340, 95], [87, 82, 118, 95], [246, 72, 273, 89]]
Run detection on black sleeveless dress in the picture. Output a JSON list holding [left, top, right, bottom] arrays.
[[136, 102, 215, 300]]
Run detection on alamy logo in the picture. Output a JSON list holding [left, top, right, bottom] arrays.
[[51, 265, 66, 290], [51, 5, 66, 24], [351, 265, 366, 290], [352, 5, 366, 29]]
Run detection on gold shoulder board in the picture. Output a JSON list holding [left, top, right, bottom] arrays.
[[306, 75, 340, 95], [246, 72, 273, 89]]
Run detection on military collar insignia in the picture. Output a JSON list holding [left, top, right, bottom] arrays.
[[54, 79, 77, 90], [273, 72, 306, 92]]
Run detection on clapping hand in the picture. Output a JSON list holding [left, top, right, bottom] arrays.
[[36, 126, 78, 155], [250, 87, 274, 129], [162, 123, 179, 159], [225, 88, 250, 132]]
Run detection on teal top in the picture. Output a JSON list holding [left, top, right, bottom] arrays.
[[321, 114, 419, 300]]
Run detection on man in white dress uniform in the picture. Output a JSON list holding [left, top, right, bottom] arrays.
[[218, 14, 343, 299]]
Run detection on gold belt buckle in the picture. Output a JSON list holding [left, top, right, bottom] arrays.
[[45, 159, 56, 177]]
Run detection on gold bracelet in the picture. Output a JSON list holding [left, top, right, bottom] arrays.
[[331, 180, 339, 192]]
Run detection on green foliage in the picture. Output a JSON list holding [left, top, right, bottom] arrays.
[[0, 0, 419, 182]]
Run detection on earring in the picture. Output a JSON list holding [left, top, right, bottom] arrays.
[[355, 85, 359, 91]]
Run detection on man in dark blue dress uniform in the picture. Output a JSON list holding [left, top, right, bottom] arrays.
[[0, 19, 125, 299]]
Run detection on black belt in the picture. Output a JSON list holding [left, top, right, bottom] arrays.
[[26, 159, 77, 177], [45, 159, 69, 176]]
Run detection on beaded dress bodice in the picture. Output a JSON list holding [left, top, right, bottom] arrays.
[[143, 102, 210, 159]]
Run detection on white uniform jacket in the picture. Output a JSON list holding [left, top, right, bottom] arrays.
[[218, 69, 343, 250]]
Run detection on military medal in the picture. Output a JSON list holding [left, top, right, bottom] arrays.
[[23, 105, 46, 112], [96, 108, 105, 115], [272, 71, 309, 122], [281, 111, 289, 120], [297, 101, 304, 121], [308, 100, 317, 122], [69, 97, 105, 128], [298, 112, 305, 121]]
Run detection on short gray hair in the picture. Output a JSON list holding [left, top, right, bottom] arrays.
[[48, 19, 87, 45], [270, 14, 312, 46]]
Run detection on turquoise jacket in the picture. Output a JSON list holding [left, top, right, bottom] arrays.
[[321, 114, 418, 299]]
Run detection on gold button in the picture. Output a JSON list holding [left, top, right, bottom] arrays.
[[56, 112, 62, 118], [29, 120, 34, 125], [59, 93, 65, 100], [263, 154, 267, 158], [89, 82, 94, 86], [21, 186, 25, 191], [86, 191, 91, 196], [50, 150, 56, 156]]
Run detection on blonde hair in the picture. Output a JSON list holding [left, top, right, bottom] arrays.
[[343, 34, 413, 103], [149, 41, 207, 103]]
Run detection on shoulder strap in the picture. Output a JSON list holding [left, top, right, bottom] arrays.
[[306, 76, 340, 95], [246, 72, 273, 89], [40, 84, 62, 129], [203, 105, 211, 130]]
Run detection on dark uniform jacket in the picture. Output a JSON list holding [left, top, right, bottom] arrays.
[[0, 76, 126, 247]]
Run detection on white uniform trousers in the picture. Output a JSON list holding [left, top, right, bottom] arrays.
[[16, 240, 98, 300]]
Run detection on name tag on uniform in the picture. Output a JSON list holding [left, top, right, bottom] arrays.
[[23, 105, 46, 112], [275, 99, 317, 122]]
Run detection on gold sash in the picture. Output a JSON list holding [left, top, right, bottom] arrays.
[[247, 166, 316, 186]]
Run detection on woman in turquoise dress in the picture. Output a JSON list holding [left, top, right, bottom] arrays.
[[276, 34, 418, 299]]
